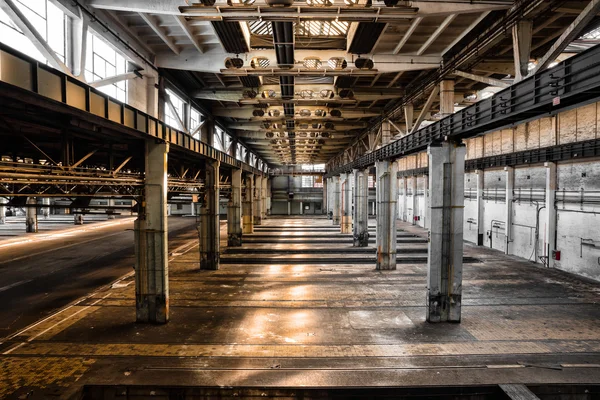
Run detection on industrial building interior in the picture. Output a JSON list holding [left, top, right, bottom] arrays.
[[1, 0, 600, 398]]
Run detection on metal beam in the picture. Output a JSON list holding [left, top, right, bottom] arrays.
[[453, 70, 511, 88], [535, 0, 600, 73], [156, 49, 441, 74], [0, 0, 72, 75], [174, 15, 203, 54], [442, 11, 490, 55], [393, 17, 422, 55], [417, 14, 456, 56], [138, 13, 180, 55], [89, 72, 139, 88], [410, 86, 439, 134]]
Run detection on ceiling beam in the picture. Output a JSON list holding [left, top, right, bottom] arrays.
[[452, 70, 510, 88], [417, 14, 456, 56], [174, 16, 203, 54], [534, 0, 600, 73], [442, 11, 490, 55], [138, 13, 180, 55], [393, 17, 422, 55]]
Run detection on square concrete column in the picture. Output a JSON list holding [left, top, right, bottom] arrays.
[[401, 177, 408, 222], [42, 198, 50, 219], [243, 173, 254, 234], [227, 168, 243, 247], [261, 175, 267, 221], [424, 174, 431, 230], [332, 175, 341, 225], [135, 140, 169, 324], [26, 197, 38, 233], [427, 141, 466, 323], [340, 173, 352, 233], [199, 160, 220, 270], [545, 162, 557, 268], [440, 80, 455, 117], [353, 168, 369, 247], [0, 197, 6, 224], [412, 176, 418, 225], [322, 178, 328, 215], [327, 177, 333, 218], [253, 175, 263, 226], [505, 166, 514, 254], [266, 178, 272, 216], [475, 170, 485, 245], [375, 160, 398, 270]]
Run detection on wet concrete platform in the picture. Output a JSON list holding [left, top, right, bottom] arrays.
[[1, 217, 600, 398]]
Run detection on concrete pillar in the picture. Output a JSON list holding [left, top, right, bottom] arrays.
[[74, 213, 83, 225], [327, 177, 333, 218], [199, 160, 220, 270], [475, 170, 485, 245], [404, 103, 414, 132], [227, 169, 242, 247], [440, 80, 455, 117], [190, 201, 195, 216], [108, 198, 116, 219], [512, 19, 533, 82], [287, 201, 291, 215], [424, 174, 431, 230], [266, 178, 272, 216], [242, 173, 254, 234], [341, 173, 352, 233], [26, 197, 38, 233], [135, 140, 169, 324], [375, 160, 398, 270], [261, 175, 267, 221], [42, 198, 50, 218], [253, 175, 263, 225], [401, 177, 408, 222], [381, 120, 391, 147], [332, 175, 341, 225], [412, 176, 418, 225], [505, 166, 514, 254], [322, 178, 328, 215], [299, 201, 303, 215], [0, 197, 7, 224], [426, 141, 466, 323], [545, 162, 557, 268], [353, 168, 369, 247]]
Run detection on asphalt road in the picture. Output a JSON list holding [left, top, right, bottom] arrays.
[[0, 216, 198, 338]]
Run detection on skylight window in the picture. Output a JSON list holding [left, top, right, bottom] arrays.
[[248, 20, 349, 37]]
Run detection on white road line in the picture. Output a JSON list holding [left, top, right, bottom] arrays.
[[0, 231, 127, 266], [0, 279, 33, 293], [0, 235, 199, 351]]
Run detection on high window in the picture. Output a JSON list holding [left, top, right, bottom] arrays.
[[85, 32, 127, 102], [0, 0, 66, 65], [165, 88, 186, 130]]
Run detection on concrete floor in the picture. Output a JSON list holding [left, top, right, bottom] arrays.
[[1, 217, 600, 399]]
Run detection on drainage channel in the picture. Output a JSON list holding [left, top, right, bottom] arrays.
[[81, 384, 598, 400], [223, 247, 428, 254], [220, 256, 480, 264]]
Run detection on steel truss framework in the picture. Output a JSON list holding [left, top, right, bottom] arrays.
[[326, 44, 600, 177]]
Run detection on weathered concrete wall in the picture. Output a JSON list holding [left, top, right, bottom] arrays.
[[395, 101, 600, 281]]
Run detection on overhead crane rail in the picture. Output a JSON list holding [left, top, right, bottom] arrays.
[[0, 44, 265, 177], [326, 44, 600, 177]]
